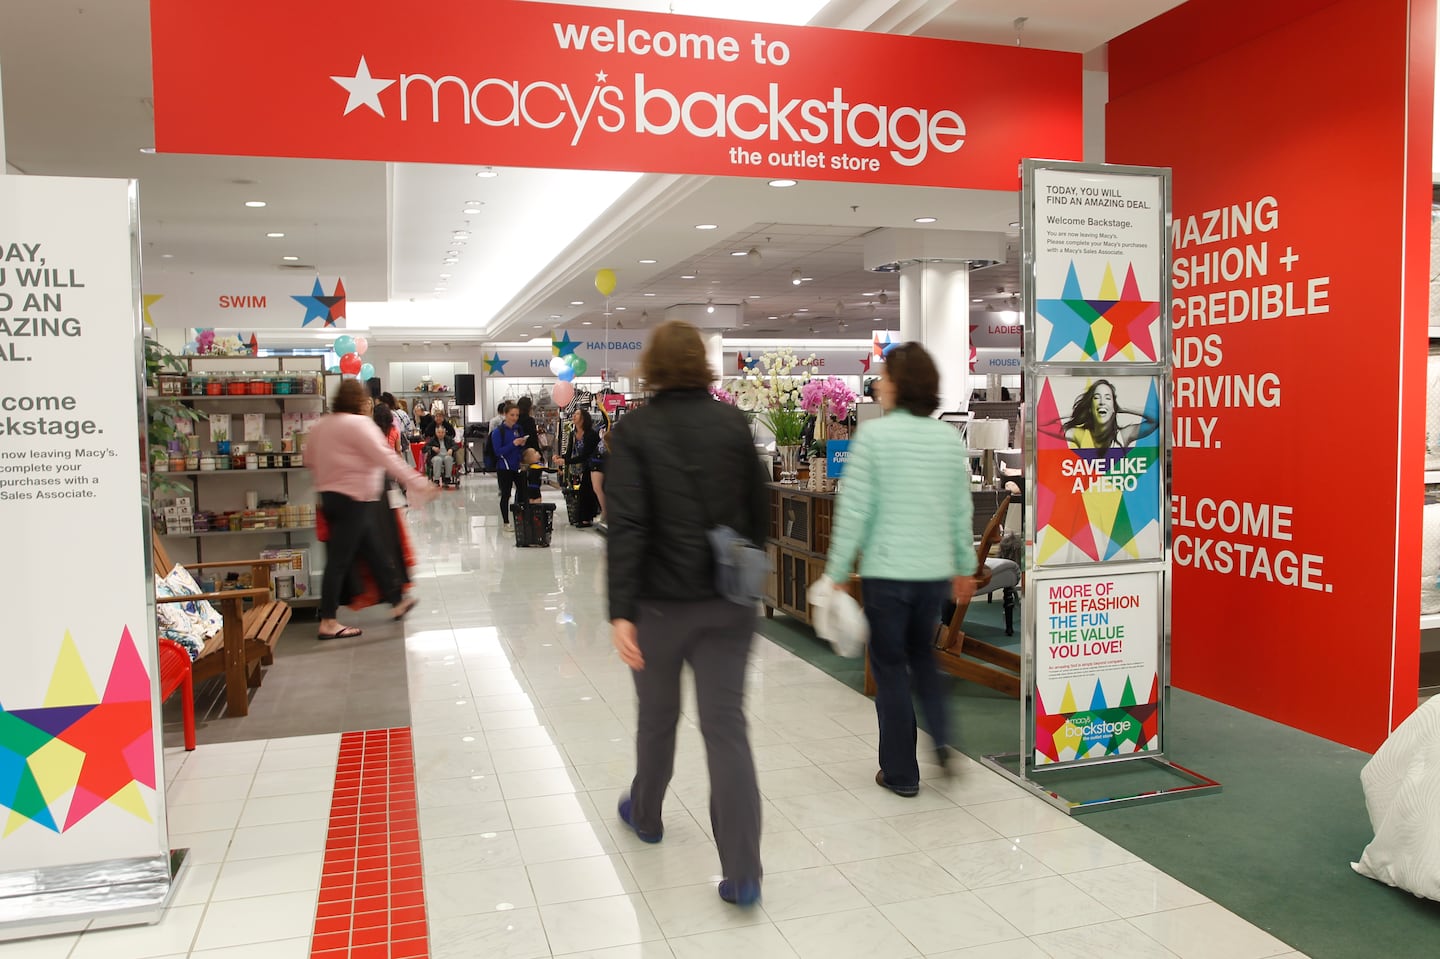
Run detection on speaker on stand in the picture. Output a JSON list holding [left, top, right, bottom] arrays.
[[454, 373, 476, 473]]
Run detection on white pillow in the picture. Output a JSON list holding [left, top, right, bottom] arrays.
[[164, 565, 225, 637], [1352, 697, 1440, 901], [154, 574, 205, 660]]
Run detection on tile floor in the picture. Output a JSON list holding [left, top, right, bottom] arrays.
[[10, 480, 1312, 958]]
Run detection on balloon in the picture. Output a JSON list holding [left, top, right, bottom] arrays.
[[339, 352, 362, 375], [570, 356, 588, 377], [594, 268, 617, 298], [354, 336, 369, 356], [552, 382, 575, 407], [334, 334, 357, 356], [549, 356, 572, 376], [558, 368, 575, 382], [360, 363, 375, 380], [327, 365, 341, 374]]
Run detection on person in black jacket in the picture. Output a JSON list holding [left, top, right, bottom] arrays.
[[606, 320, 771, 907], [514, 395, 541, 453], [552, 408, 601, 527]]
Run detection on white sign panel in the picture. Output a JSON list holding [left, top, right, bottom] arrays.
[[0, 178, 165, 871], [1032, 168, 1164, 364]]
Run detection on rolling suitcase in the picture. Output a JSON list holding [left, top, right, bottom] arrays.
[[514, 502, 555, 547]]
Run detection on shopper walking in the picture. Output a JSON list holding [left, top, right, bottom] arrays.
[[515, 395, 541, 453], [490, 404, 526, 529], [823, 342, 978, 796], [606, 320, 770, 906], [553, 409, 601, 527], [306, 379, 436, 640], [381, 392, 415, 441]]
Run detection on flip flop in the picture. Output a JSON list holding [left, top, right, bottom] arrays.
[[318, 626, 362, 641], [392, 596, 419, 621]]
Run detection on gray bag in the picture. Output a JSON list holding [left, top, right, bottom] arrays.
[[706, 524, 769, 607]]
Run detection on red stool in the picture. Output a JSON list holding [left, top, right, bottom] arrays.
[[157, 639, 196, 751], [409, 442, 426, 474]]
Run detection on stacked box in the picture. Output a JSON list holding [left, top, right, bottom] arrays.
[[260, 547, 311, 597]]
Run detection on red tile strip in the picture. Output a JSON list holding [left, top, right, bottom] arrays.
[[310, 728, 429, 959]]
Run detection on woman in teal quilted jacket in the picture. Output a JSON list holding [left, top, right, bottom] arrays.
[[824, 343, 978, 797]]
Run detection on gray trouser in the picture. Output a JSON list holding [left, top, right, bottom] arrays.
[[630, 597, 762, 883]]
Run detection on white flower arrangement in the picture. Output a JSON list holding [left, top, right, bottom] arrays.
[[728, 348, 818, 445]]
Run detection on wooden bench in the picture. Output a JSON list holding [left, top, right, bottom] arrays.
[[153, 539, 293, 717]]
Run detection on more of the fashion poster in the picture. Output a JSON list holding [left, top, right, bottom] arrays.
[[1034, 374, 1163, 566], [1031, 168, 1163, 364], [1032, 569, 1162, 766]]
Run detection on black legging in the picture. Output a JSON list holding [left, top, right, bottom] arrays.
[[496, 470, 520, 523], [319, 491, 404, 618]]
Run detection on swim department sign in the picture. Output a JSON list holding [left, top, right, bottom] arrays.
[[150, 0, 1081, 189]]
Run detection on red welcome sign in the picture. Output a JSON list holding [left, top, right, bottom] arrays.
[[149, 0, 1081, 189]]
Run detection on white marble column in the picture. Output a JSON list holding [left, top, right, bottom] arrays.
[[898, 261, 971, 414]]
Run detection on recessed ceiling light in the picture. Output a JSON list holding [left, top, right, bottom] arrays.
[[534, 324, 544, 329], [914, 216, 937, 224], [439, 273, 452, 279], [730, 250, 748, 257], [638, 258, 657, 264], [1009, 221, 1021, 228], [463, 207, 483, 215], [768, 179, 797, 188], [797, 308, 810, 313], [791, 269, 802, 286], [443, 258, 459, 265], [266, 232, 285, 238], [476, 168, 499, 178], [582, 321, 593, 326], [680, 273, 697, 280], [446, 249, 460, 256], [972, 298, 984, 303], [801, 276, 813, 282], [570, 301, 584, 306], [282, 255, 298, 261], [245, 201, 267, 209], [160, 253, 174, 259], [615, 306, 627, 311], [452, 231, 470, 238], [768, 315, 779, 320], [643, 292, 656, 297], [139, 147, 156, 155], [694, 224, 718, 230]]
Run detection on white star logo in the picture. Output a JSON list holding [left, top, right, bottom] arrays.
[[331, 56, 395, 117], [596, 71, 609, 84]]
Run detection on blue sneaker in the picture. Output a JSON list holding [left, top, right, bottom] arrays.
[[717, 878, 761, 906], [617, 794, 663, 844]]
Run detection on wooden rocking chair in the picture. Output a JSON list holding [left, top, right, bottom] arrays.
[[933, 492, 1022, 696]]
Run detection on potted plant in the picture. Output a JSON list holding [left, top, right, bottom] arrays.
[[144, 337, 202, 495]]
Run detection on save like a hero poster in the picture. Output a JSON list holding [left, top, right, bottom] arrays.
[[1034, 375, 1163, 566], [1034, 570, 1161, 766]]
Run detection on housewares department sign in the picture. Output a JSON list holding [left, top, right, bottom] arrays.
[[0, 179, 167, 879], [149, 0, 1082, 189]]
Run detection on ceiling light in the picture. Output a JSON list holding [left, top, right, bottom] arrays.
[[452, 231, 470, 238], [446, 249, 460, 256], [643, 292, 656, 296], [797, 308, 810, 313], [244, 200, 267, 208], [615, 306, 627, 311], [1009, 221, 1021, 228], [680, 272, 697, 280], [972, 298, 984, 303], [569, 300, 584, 306], [282, 255, 299, 261], [768, 315, 778, 320], [801, 276, 813, 282], [768, 179, 797, 188], [549, 314, 562, 319], [707, 298, 715, 314], [475, 167, 498, 178], [443, 258, 459, 265], [266, 232, 285, 238], [160, 253, 174, 259], [791, 269, 802, 286], [463, 206, 483, 215], [914, 216, 937, 224], [139, 147, 156, 155], [878, 291, 889, 305], [695, 223, 718, 230], [641, 311, 649, 320], [731, 250, 748, 257], [638, 258, 657, 264], [534, 324, 544, 329], [746, 248, 762, 263], [439, 273, 452, 279], [583, 320, 593, 326]]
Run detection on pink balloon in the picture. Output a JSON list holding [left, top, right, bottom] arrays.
[[552, 382, 575, 407], [354, 336, 368, 356]]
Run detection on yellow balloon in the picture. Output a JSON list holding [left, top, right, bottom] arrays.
[[594, 268, 618, 298]]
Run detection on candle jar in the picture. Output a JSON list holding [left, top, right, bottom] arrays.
[[227, 377, 246, 396], [275, 376, 293, 395], [205, 378, 222, 396], [185, 452, 199, 471]]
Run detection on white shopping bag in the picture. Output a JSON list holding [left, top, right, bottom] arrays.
[[809, 576, 868, 658]]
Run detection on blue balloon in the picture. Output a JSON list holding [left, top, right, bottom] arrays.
[[360, 363, 375, 381], [327, 365, 341, 374], [333, 334, 357, 356], [558, 368, 576, 382]]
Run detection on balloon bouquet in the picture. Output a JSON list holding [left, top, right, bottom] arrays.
[[329, 334, 374, 381], [550, 267, 610, 407]]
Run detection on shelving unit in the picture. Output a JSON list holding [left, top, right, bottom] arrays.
[[152, 355, 332, 600]]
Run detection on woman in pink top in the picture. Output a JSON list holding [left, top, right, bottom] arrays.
[[307, 379, 436, 639]]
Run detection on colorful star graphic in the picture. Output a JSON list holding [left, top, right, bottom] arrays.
[[859, 354, 872, 374], [0, 628, 155, 835], [872, 332, 896, 359], [484, 352, 508, 375], [551, 331, 580, 358], [293, 278, 347, 327], [142, 293, 164, 327], [1037, 259, 1160, 362]]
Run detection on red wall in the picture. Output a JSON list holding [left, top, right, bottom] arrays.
[[1107, 0, 1433, 751]]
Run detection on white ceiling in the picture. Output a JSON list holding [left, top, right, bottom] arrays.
[[0, 0, 1184, 346]]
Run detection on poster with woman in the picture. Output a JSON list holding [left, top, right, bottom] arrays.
[[1034, 375, 1164, 565]]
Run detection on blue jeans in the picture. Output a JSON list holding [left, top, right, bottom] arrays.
[[862, 578, 950, 789]]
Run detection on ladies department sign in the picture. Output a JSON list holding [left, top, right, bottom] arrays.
[[150, 0, 1082, 189]]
